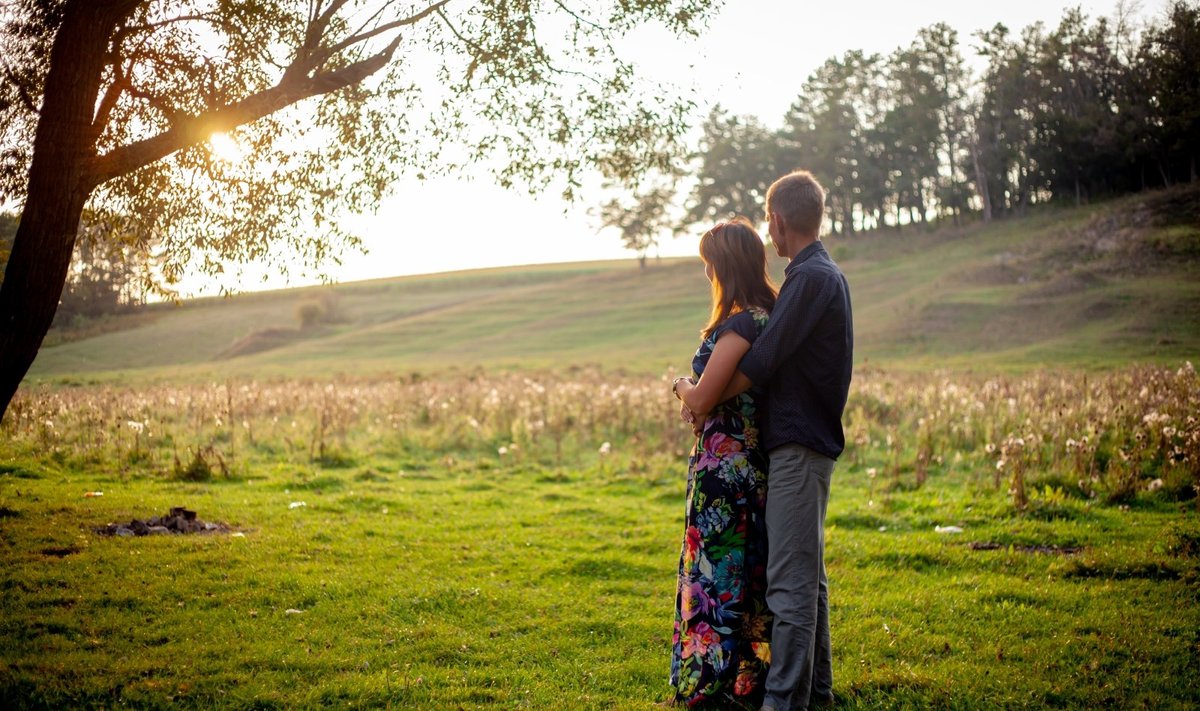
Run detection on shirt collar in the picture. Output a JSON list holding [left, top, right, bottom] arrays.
[[784, 240, 826, 276]]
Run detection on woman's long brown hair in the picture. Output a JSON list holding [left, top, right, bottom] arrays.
[[699, 216, 778, 338]]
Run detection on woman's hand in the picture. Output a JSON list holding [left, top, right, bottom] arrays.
[[675, 380, 708, 438]]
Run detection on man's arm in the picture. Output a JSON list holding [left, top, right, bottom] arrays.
[[737, 268, 835, 389]]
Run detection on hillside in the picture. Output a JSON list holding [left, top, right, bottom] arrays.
[[25, 186, 1200, 383]]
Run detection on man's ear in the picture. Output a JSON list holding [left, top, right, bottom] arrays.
[[770, 211, 786, 240]]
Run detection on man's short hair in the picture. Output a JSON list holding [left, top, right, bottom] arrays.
[[766, 171, 826, 238]]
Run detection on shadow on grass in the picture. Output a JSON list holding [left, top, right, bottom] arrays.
[[0, 464, 41, 479], [856, 551, 957, 573], [829, 512, 891, 530], [1062, 559, 1182, 581]]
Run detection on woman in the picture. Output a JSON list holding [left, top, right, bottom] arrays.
[[668, 217, 777, 708]]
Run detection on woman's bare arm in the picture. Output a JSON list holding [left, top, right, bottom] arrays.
[[675, 331, 752, 417]]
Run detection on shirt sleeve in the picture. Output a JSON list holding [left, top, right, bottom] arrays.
[[714, 310, 757, 344], [738, 268, 835, 386]]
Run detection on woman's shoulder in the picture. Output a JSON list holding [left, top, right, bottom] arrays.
[[716, 308, 765, 341], [746, 305, 770, 327], [736, 306, 771, 330]]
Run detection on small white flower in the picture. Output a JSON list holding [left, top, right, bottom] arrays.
[[126, 420, 145, 434], [599, 441, 612, 456], [498, 446, 508, 456]]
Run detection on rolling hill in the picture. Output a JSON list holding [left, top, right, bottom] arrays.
[[25, 185, 1200, 383]]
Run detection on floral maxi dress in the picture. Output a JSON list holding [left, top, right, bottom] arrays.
[[671, 308, 772, 707]]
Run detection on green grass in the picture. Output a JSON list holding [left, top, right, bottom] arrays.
[[26, 186, 1200, 383], [2, 447, 1196, 709], [5, 189, 1200, 708]]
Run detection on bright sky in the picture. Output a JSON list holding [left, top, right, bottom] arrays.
[[189, 0, 1148, 296]]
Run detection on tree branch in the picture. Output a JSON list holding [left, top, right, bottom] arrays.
[[91, 63, 128, 141], [113, 12, 228, 44], [552, 0, 610, 34], [316, 0, 450, 65], [86, 35, 404, 187], [436, 6, 487, 82], [288, 0, 353, 81]]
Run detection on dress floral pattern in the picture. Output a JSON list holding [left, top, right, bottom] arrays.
[[671, 308, 772, 708]]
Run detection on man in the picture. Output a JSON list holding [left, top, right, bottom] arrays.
[[678, 170, 853, 710]]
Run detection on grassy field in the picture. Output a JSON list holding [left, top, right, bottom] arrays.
[[26, 186, 1200, 382], [2, 442, 1196, 709], [3, 365, 1198, 709], [3, 189, 1199, 709]]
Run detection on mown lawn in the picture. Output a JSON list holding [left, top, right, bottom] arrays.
[[2, 440, 1196, 709]]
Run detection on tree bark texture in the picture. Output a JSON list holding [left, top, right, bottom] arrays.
[[0, 1, 138, 419]]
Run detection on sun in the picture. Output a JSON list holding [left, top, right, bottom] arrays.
[[207, 131, 246, 162]]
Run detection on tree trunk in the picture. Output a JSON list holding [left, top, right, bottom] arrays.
[[0, 1, 133, 419], [1156, 159, 1172, 188], [970, 141, 992, 223]]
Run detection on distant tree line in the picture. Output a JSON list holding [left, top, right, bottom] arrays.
[[0, 210, 157, 326], [684, 2, 1200, 234]]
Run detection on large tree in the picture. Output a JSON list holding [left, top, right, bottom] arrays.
[[1145, 0, 1200, 184], [685, 106, 777, 225], [781, 51, 881, 236], [595, 182, 675, 268], [0, 0, 717, 418]]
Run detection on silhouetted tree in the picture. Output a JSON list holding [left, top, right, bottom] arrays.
[[597, 183, 676, 268], [0, 0, 718, 417]]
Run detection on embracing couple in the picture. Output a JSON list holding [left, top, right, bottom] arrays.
[[669, 170, 853, 710]]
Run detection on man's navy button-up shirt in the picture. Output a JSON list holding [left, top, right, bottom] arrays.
[[738, 241, 853, 459]]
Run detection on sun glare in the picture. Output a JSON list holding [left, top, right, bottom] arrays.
[[207, 131, 246, 162]]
